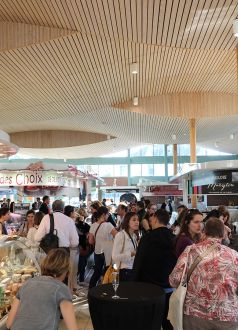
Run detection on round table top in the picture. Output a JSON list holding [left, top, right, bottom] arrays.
[[88, 282, 165, 304]]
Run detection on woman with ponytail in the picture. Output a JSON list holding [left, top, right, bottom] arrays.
[[88, 206, 117, 288]]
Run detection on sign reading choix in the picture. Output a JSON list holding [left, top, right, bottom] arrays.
[[0, 170, 82, 187]]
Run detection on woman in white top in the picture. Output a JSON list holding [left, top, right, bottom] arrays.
[[112, 212, 139, 281], [26, 211, 44, 248], [88, 206, 117, 288]]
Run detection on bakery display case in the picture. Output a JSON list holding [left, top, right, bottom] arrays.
[[0, 236, 44, 326]]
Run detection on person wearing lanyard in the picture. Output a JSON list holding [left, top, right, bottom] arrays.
[[0, 207, 11, 235], [112, 212, 139, 282], [133, 209, 177, 330]]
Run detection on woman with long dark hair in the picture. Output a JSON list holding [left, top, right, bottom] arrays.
[[175, 209, 203, 258], [112, 212, 139, 281], [88, 206, 117, 288]]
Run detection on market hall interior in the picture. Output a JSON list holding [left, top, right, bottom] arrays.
[[0, 1, 238, 330]]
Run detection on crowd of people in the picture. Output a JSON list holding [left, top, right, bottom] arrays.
[[0, 196, 237, 329]]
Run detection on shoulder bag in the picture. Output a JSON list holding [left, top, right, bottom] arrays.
[[39, 214, 59, 254], [168, 243, 217, 330], [102, 231, 126, 284]]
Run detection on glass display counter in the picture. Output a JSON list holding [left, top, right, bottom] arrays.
[[0, 236, 44, 325]]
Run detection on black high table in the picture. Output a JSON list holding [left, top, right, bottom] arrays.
[[88, 282, 165, 330]]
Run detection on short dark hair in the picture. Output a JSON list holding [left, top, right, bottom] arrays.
[[205, 217, 224, 238], [154, 209, 170, 225], [64, 205, 74, 217], [0, 207, 9, 217], [121, 212, 137, 234], [137, 201, 145, 209], [42, 195, 49, 202]]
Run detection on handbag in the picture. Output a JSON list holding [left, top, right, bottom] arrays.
[[102, 231, 126, 284], [168, 244, 217, 330], [39, 214, 59, 254]]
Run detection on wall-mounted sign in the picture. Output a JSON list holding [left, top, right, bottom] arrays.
[[0, 170, 82, 188], [142, 185, 182, 196], [200, 182, 238, 195]]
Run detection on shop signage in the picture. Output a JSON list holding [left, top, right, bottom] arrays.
[[201, 182, 238, 194], [142, 185, 182, 196], [0, 171, 82, 187]]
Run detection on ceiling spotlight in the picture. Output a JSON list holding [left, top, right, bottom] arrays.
[[130, 62, 139, 74], [133, 96, 139, 106], [233, 19, 238, 37], [172, 134, 177, 141], [230, 133, 235, 140], [214, 142, 219, 148]]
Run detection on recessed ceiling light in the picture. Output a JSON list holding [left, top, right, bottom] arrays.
[[130, 62, 139, 74], [230, 133, 235, 140], [233, 19, 238, 37], [133, 96, 139, 106], [172, 134, 177, 141]]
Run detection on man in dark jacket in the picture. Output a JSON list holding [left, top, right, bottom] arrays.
[[133, 209, 177, 330], [39, 195, 50, 215]]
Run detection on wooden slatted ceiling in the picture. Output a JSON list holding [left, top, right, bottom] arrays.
[[0, 32, 237, 124], [0, 0, 237, 50]]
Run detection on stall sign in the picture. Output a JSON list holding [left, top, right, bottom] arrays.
[[142, 185, 182, 196], [0, 171, 82, 188], [201, 182, 238, 194]]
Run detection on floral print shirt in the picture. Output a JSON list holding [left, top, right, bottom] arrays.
[[169, 238, 238, 322]]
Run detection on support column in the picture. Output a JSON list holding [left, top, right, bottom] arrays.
[[173, 144, 178, 176], [164, 144, 168, 182], [190, 118, 197, 208]]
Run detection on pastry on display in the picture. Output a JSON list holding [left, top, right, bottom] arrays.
[[0, 237, 43, 321]]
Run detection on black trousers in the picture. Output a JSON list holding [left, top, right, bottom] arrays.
[[162, 292, 173, 330], [89, 253, 105, 289], [119, 269, 134, 282]]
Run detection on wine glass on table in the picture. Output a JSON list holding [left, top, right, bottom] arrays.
[[112, 272, 120, 299]]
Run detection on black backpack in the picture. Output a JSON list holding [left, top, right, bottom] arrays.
[[40, 214, 59, 254]]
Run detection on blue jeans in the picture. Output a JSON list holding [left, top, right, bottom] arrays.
[[89, 253, 105, 289]]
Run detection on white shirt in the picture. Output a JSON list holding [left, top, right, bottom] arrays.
[[35, 212, 79, 248], [89, 222, 114, 255], [26, 227, 39, 248], [112, 230, 137, 270]]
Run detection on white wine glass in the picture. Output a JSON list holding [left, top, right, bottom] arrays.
[[112, 272, 120, 299]]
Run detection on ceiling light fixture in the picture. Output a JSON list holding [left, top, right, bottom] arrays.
[[230, 133, 235, 140], [233, 19, 238, 37], [133, 96, 139, 106], [172, 134, 177, 141], [130, 62, 139, 74], [214, 142, 219, 148]]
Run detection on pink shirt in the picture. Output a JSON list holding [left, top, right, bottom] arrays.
[[169, 238, 238, 322]]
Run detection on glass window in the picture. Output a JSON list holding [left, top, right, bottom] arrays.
[[140, 145, 153, 156], [178, 144, 190, 156], [114, 165, 128, 177], [142, 164, 154, 176], [98, 165, 113, 177], [168, 164, 175, 176], [130, 164, 141, 176], [89, 165, 99, 174], [167, 145, 173, 156], [130, 146, 141, 157], [101, 150, 128, 157], [154, 164, 165, 176], [153, 144, 164, 156]]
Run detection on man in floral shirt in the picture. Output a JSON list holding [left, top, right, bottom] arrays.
[[169, 217, 238, 330]]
